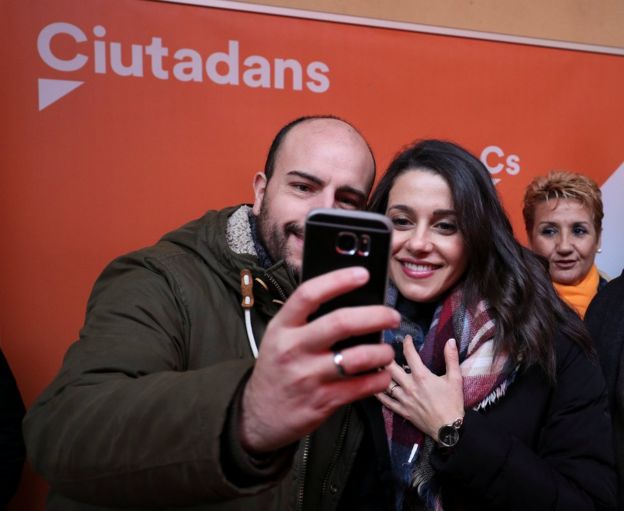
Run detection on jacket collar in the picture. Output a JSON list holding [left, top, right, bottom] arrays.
[[225, 205, 297, 315]]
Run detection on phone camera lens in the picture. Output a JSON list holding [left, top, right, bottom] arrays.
[[358, 234, 371, 256], [335, 232, 358, 255]]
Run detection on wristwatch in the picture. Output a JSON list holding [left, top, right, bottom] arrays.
[[437, 417, 464, 448]]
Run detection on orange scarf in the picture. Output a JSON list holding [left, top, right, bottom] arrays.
[[553, 264, 600, 318]]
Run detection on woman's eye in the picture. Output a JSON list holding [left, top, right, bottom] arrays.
[[435, 221, 458, 234], [540, 227, 557, 236], [391, 216, 411, 228], [572, 225, 589, 236]]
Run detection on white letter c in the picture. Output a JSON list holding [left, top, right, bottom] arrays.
[[480, 145, 504, 175], [38, 22, 88, 72]]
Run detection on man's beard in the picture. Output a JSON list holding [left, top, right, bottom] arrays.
[[256, 205, 304, 279]]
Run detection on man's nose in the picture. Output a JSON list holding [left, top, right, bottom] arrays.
[[316, 190, 338, 209]]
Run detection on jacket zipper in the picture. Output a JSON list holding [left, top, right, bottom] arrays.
[[263, 269, 305, 510], [320, 406, 352, 497], [296, 435, 311, 511], [262, 271, 289, 302]]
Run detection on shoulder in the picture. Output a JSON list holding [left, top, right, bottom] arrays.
[[553, 324, 594, 369], [597, 266, 617, 290], [552, 328, 607, 403], [584, 273, 624, 408], [89, 207, 240, 300], [586, 272, 624, 339], [102, 205, 246, 275], [590, 272, 624, 311]]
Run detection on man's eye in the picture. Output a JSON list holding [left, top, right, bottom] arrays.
[[292, 183, 311, 193], [337, 198, 361, 210]]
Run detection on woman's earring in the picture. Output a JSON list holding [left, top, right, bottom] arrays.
[[597, 247, 602, 253]]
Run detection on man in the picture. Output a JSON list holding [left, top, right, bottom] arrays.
[[24, 115, 400, 510], [586, 270, 624, 510]]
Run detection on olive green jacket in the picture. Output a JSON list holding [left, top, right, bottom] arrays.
[[24, 206, 367, 510]]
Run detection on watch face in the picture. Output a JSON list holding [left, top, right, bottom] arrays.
[[439, 425, 460, 447]]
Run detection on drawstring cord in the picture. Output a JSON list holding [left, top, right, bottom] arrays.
[[240, 269, 259, 359]]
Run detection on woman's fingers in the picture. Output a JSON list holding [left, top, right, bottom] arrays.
[[402, 335, 427, 375], [444, 338, 462, 380]]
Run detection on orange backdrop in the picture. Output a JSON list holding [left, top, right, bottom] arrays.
[[1, 0, 623, 508]]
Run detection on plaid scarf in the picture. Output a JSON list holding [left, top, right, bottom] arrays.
[[383, 282, 516, 511]]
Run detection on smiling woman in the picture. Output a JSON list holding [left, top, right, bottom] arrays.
[[385, 170, 468, 304], [367, 140, 616, 511], [523, 171, 607, 318]]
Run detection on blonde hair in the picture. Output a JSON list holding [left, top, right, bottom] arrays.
[[522, 170, 603, 234]]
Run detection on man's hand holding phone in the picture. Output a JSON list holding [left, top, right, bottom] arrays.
[[240, 266, 398, 454]]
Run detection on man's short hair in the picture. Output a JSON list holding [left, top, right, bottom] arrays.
[[263, 115, 376, 181]]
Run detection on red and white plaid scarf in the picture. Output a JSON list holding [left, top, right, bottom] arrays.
[[383, 283, 515, 510]]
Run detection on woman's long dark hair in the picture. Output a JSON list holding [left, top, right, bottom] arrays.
[[369, 139, 592, 380]]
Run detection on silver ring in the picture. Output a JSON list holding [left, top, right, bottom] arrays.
[[388, 382, 399, 398], [332, 351, 347, 378]]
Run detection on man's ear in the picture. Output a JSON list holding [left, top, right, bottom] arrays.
[[252, 172, 267, 216]]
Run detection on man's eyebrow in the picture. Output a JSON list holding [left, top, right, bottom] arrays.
[[286, 170, 367, 202], [285, 170, 324, 187]]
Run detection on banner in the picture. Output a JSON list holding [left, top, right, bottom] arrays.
[[4, 0, 624, 394], [1, 1, 623, 506]]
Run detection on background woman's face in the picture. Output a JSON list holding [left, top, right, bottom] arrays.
[[529, 199, 600, 286], [386, 169, 468, 303]]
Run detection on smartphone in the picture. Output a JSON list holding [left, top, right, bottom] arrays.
[[301, 208, 392, 351]]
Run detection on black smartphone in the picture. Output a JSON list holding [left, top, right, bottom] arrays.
[[301, 208, 392, 351]]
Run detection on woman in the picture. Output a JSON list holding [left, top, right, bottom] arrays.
[[523, 171, 606, 318], [368, 140, 615, 510]]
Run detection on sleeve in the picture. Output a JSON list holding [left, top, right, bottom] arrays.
[[585, 277, 624, 416], [431, 337, 617, 511], [23, 252, 291, 507], [0, 349, 26, 507]]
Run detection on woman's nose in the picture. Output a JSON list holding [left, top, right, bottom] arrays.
[[405, 230, 433, 253], [556, 233, 573, 253]]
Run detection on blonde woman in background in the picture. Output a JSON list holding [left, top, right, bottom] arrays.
[[523, 171, 607, 318]]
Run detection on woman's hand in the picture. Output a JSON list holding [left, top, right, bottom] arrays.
[[376, 336, 465, 441]]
